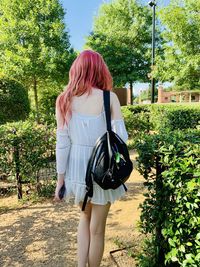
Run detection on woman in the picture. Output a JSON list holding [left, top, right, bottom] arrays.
[[54, 50, 128, 267]]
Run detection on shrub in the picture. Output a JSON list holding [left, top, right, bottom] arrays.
[[39, 86, 60, 123], [135, 129, 200, 266], [149, 104, 200, 132], [0, 120, 56, 184], [38, 180, 56, 198], [28, 110, 56, 127], [121, 103, 200, 148], [0, 78, 30, 124], [121, 105, 151, 143]]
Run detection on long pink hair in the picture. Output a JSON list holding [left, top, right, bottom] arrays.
[[56, 50, 113, 125]]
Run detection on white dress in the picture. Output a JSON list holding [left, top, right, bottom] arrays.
[[56, 105, 129, 206]]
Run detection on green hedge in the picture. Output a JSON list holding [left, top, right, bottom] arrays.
[[0, 120, 56, 182], [150, 104, 200, 132], [121, 105, 151, 144], [121, 104, 200, 137], [135, 129, 200, 266], [0, 78, 30, 124]]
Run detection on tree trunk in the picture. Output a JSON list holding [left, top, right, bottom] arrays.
[[130, 81, 133, 105], [33, 77, 39, 123]]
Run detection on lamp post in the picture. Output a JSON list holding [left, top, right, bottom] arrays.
[[149, 0, 156, 103]]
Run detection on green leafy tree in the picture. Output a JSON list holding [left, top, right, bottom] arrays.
[[85, 0, 157, 103], [0, 0, 76, 121], [155, 0, 200, 91], [0, 78, 30, 124]]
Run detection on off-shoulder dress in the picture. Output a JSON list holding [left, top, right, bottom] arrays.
[[56, 101, 129, 206]]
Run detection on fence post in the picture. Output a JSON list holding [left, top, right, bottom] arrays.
[[13, 128, 22, 199]]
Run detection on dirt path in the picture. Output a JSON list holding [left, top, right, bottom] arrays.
[[0, 151, 145, 267]]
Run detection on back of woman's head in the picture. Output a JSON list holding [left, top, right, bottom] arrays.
[[56, 50, 113, 125]]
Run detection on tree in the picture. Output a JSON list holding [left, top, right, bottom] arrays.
[[154, 0, 200, 91], [85, 0, 154, 104], [0, 77, 30, 124], [0, 0, 76, 121]]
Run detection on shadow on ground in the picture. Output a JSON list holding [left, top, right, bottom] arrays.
[[0, 151, 145, 267], [0, 200, 79, 267]]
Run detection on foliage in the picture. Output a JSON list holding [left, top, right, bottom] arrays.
[[37, 80, 62, 124], [136, 236, 158, 267], [0, 120, 56, 182], [150, 104, 200, 132], [85, 0, 156, 87], [39, 86, 59, 116], [121, 105, 151, 144], [0, 0, 73, 82], [155, 0, 200, 90], [28, 110, 56, 127], [0, 77, 30, 124], [38, 179, 56, 198], [139, 87, 158, 102], [0, 0, 76, 117], [122, 104, 200, 140], [135, 129, 200, 266]]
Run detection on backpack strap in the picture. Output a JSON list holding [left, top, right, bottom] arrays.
[[82, 175, 93, 211], [82, 184, 93, 211], [82, 192, 89, 211], [103, 91, 112, 132], [82, 148, 96, 211], [82, 91, 111, 211], [122, 183, 128, 192]]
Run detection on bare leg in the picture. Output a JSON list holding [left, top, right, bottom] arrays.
[[77, 200, 92, 267], [88, 202, 111, 267]]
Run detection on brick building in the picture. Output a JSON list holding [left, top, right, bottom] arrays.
[[112, 87, 131, 106], [157, 85, 200, 103]]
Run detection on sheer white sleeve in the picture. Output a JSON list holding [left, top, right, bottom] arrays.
[[56, 127, 71, 175], [111, 119, 129, 143]]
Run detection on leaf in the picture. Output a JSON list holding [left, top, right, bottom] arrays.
[[186, 202, 190, 209], [185, 253, 193, 260], [171, 256, 178, 262], [169, 238, 176, 247], [195, 253, 200, 261], [196, 233, 200, 240], [187, 180, 196, 191], [179, 245, 185, 253]]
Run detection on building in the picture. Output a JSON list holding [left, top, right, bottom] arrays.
[[158, 85, 200, 103], [112, 87, 131, 106]]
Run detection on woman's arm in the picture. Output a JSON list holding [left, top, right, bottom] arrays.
[[55, 105, 71, 180], [54, 104, 71, 201], [110, 92, 128, 143]]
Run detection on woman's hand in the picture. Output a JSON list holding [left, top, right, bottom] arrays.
[[53, 177, 64, 202]]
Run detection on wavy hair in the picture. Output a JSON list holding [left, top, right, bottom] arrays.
[[56, 50, 113, 125]]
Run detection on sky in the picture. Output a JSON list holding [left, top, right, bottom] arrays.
[[60, 0, 171, 95]]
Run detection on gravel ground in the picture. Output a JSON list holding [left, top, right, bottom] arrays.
[[0, 151, 145, 267]]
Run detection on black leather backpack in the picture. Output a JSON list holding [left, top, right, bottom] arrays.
[[82, 91, 133, 211]]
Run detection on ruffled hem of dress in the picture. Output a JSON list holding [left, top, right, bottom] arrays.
[[63, 180, 127, 206]]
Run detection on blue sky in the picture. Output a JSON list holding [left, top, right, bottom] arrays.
[[60, 0, 170, 94]]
